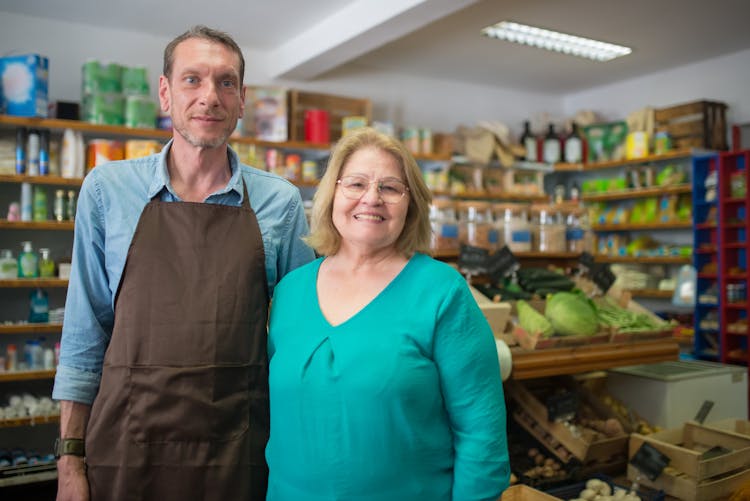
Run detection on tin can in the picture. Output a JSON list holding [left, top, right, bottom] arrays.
[[302, 160, 318, 182]]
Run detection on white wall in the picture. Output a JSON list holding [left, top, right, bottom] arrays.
[[563, 48, 750, 126], [1, 11, 747, 137]]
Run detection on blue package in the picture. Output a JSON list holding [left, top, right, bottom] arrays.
[[0, 54, 49, 117]]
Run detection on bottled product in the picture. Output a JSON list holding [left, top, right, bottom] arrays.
[[429, 198, 459, 251], [26, 129, 40, 176], [570, 181, 580, 202], [43, 347, 56, 370], [495, 203, 532, 252], [33, 186, 47, 221], [39, 129, 50, 175], [520, 121, 537, 162], [0, 249, 18, 279], [54, 190, 66, 221], [20, 182, 33, 222], [565, 207, 594, 253], [531, 204, 566, 253], [457, 201, 498, 251], [38, 248, 56, 278], [6, 344, 18, 371], [66, 190, 77, 220], [29, 289, 50, 324], [18, 241, 39, 278], [564, 122, 584, 163], [542, 124, 561, 164], [16, 127, 27, 174]]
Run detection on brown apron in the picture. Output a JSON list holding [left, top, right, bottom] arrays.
[[86, 182, 269, 501]]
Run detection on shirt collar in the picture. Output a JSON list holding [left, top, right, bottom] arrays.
[[148, 140, 244, 201]]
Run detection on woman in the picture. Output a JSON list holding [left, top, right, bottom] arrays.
[[266, 127, 510, 500]]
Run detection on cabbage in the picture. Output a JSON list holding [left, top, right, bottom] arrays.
[[544, 292, 600, 336], [517, 300, 554, 338]]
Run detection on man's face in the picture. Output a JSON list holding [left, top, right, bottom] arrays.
[[159, 38, 245, 149]]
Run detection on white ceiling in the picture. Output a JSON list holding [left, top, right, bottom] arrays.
[[3, 0, 750, 94]]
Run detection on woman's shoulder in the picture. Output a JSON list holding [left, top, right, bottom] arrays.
[[275, 257, 323, 295], [409, 252, 465, 283]]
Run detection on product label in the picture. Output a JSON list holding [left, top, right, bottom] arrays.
[[511, 230, 531, 243], [564, 138, 582, 163], [440, 224, 459, 238], [524, 137, 537, 161], [543, 140, 560, 164]]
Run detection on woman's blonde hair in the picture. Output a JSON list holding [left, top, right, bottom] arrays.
[[305, 127, 432, 256]]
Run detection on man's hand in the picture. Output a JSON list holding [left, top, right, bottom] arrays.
[[56, 455, 89, 501]]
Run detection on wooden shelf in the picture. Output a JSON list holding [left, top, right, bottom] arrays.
[[592, 222, 693, 232], [431, 249, 580, 260], [510, 338, 680, 380], [0, 370, 56, 382], [0, 468, 57, 488], [594, 255, 691, 264], [624, 289, 675, 299], [582, 184, 691, 202], [0, 174, 83, 187], [0, 323, 63, 335], [431, 190, 549, 202], [0, 278, 69, 288], [557, 149, 694, 172], [0, 114, 450, 161], [0, 414, 60, 429], [0, 220, 74, 230]]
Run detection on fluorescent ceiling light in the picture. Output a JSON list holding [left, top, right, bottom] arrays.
[[481, 21, 632, 62]]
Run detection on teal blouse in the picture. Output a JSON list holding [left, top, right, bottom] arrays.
[[266, 253, 510, 500]]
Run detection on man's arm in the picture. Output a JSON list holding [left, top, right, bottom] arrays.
[[57, 401, 92, 501]]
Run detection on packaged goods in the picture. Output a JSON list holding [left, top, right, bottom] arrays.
[[457, 200, 497, 250], [0, 54, 49, 117], [494, 203, 531, 252], [531, 204, 566, 253], [429, 198, 459, 252]]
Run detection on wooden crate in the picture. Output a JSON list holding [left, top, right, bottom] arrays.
[[703, 418, 750, 437], [287, 89, 372, 143], [501, 484, 561, 501], [507, 379, 629, 464], [627, 421, 750, 500], [653, 100, 728, 151]]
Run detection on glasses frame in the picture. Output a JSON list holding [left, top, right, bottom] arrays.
[[336, 176, 410, 204]]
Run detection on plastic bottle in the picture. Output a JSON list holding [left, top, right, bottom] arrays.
[[18, 241, 39, 278], [0, 249, 18, 279], [39, 129, 50, 175], [43, 347, 56, 370], [29, 289, 49, 324], [6, 344, 17, 371], [15, 127, 27, 174], [60, 128, 77, 178], [33, 186, 48, 222], [38, 248, 56, 277], [20, 182, 33, 221], [67, 190, 77, 221], [26, 129, 40, 176]]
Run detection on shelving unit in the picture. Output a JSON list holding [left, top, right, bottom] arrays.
[[691, 153, 721, 360], [717, 150, 749, 369]]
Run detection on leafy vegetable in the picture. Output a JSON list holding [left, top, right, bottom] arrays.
[[516, 300, 554, 338], [544, 292, 600, 336]]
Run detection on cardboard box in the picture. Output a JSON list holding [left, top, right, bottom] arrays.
[[628, 422, 750, 501], [470, 285, 511, 338], [243, 86, 288, 141], [501, 485, 560, 501], [0, 54, 49, 117]]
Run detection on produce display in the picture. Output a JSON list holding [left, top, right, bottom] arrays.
[[565, 478, 643, 501]]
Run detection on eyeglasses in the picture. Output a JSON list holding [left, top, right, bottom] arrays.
[[336, 175, 410, 204]]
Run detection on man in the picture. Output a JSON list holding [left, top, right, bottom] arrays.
[[53, 26, 314, 500]]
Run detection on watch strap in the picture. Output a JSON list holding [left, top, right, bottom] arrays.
[[54, 437, 86, 458]]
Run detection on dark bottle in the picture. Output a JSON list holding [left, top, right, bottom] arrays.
[[564, 122, 584, 164], [15, 127, 27, 174], [542, 123, 561, 164], [39, 129, 50, 175], [520, 121, 537, 161]]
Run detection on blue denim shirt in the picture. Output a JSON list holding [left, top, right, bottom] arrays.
[[52, 141, 315, 404]]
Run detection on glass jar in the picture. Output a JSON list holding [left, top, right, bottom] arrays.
[[429, 198, 459, 252], [565, 207, 594, 253], [494, 203, 531, 252], [531, 204, 566, 253], [457, 200, 498, 250]]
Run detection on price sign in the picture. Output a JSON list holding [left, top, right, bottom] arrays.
[[486, 245, 520, 283], [591, 263, 616, 293], [694, 400, 715, 424], [578, 251, 596, 273], [458, 244, 489, 273], [545, 391, 578, 422], [630, 442, 670, 481]]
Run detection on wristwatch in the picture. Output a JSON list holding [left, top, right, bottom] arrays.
[[54, 437, 86, 459]]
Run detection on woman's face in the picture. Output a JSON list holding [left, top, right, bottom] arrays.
[[332, 146, 410, 254]]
